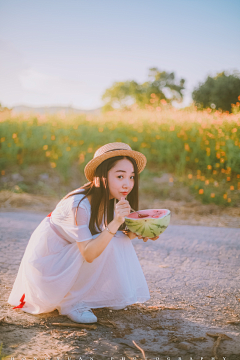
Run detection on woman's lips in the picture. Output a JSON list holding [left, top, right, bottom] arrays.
[[121, 192, 128, 195]]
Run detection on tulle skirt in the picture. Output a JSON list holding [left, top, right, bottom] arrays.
[[8, 217, 150, 315]]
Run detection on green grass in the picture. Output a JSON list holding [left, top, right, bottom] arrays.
[[0, 108, 239, 206]]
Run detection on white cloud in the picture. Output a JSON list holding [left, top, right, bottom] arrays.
[[19, 68, 83, 95]]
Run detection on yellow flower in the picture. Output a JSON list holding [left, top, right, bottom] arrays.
[[188, 174, 193, 179], [199, 189, 204, 194], [50, 162, 56, 168], [230, 186, 234, 190], [210, 193, 215, 198], [79, 153, 85, 164], [43, 145, 48, 150]]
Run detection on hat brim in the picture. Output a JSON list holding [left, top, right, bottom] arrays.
[[84, 149, 147, 181]]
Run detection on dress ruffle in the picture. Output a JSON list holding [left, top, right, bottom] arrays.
[[8, 193, 150, 315]]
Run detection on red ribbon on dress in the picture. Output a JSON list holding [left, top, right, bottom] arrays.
[[47, 212, 52, 217], [12, 293, 25, 309]]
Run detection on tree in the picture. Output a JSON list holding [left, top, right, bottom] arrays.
[[192, 71, 240, 113], [102, 68, 185, 111]]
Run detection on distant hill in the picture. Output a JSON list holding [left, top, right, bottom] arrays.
[[12, 105, 101, 115]]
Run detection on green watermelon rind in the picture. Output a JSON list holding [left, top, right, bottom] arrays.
[[125, 209, 171, 238]]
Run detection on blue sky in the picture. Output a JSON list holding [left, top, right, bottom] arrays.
[[0, 0, 239, 110]]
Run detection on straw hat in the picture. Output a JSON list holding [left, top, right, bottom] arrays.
[[84, 142, 147, 181]]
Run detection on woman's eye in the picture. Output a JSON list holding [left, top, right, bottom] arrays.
[[117, 175, 135, 179]]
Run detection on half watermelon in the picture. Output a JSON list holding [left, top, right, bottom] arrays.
[[125, 209, 171, 238]]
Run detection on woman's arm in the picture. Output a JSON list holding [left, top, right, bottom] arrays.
[[78, 197, 130, 263], [77, 218, 122, 263]]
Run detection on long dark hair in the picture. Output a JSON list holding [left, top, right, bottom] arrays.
[[64, 156, 139, 235]]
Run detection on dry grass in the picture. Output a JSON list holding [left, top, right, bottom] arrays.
[[1, 190, 239, 228]]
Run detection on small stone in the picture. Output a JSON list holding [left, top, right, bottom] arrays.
[[11, 173, 24, 181], [39, 173, 49, 181], [178, 342, 191, 350]]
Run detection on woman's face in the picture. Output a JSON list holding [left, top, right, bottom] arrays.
[[107, 158, 135, 200]]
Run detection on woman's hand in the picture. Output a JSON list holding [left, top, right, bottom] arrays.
[[125, 231, 159, 242], [114, 197, 131, 225], [136, 234, 159, 242]]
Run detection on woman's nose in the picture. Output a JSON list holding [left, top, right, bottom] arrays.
[[123, 179, 130, 189]]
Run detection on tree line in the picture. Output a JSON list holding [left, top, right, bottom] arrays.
[[102, 68, 240, 113]]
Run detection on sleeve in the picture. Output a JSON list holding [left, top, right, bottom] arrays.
[[50, 197, 93, 243], [71, 205, 93, 243]]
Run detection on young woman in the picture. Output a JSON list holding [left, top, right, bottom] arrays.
[[8, 142, 159, 323]]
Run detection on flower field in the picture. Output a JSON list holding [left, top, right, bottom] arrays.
[[0, 106, 240, 206]]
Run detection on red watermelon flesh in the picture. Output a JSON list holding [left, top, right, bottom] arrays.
[[128, 209, 168, 219]]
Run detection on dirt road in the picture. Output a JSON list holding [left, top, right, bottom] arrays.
[[0, 211, 240, 359]]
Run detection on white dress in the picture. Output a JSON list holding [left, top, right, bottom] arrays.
[[8, 191, 150, 315]]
